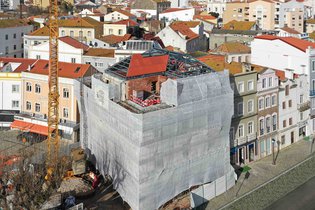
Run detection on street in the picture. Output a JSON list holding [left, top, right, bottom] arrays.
[[265, 176, 315, 210]]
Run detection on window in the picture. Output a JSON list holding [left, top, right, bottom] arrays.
[[268, 77, 272, 87], [285, 85, 289, 95], [265, 96, 270, 108], [283, 120, 286, 128], [288, 100, 292, 108], [288, 117, 292, 125], [238, 102, 243, 116], [248, 100, 253, 113], [12, 85, 19, 93], [26, 82, 32, 92], [35, 103, 40, 112], [5, 46, 9, 54], [118, 29, 123, 35], [13, 33, 16, 39], [259, 98, 264, 110], [61, 30, 65, 36], [266, 117, 271, 133], [26, 101, 31, 110], [70, 31, 74, 37], [71, 58, 76, 63], [300, 95, 304, 103], [63, 88, 69, 98], [248, 122, 253, 134], [5, 34, 8, 40], [260, 118, 264, 135], [262, 78, 266, 88], [237, 82, 244, 93], [95, 62, 104, 67], [312, 60, 315, 71], [238, 124, 244, 137], [36, 55, 41, 60], [13, 45, 16, 50], [248, 80, 254, 91], [87, 31, 91, 37], [35, 84, 41, 93], [272, 115, 277, 130], [300, 112, 303, 120], [282, 101, 286, 109], [271, 95, 276, 106], [63, 108, 69, 118], [21, 32, 24, 37], [12, 100, 19, 108], [281, 135, 285, 145], [109, 29, 113, 34]]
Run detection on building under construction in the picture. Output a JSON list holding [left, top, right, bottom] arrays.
[[75, 48, 235, 210]]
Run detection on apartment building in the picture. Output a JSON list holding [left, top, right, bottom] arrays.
[[207, 0, 229, 18], [223, 1, 249, 24], [306, 19, 315, 33], [248, 0, 275, 30], [257, 68, 279, 159], [23, 26, 49, 58], [276, 0, 304, 32], [103, 19, 138, 36], [0, 19, 34, 58], [104, 10, 137, 22], [11, 60, 96, 141], [131, 0, 171, 19], [32, 0, 73, 8], [0, 58, 37, 127], [159, 8, 195, 26], [211, 42, 251, 63]]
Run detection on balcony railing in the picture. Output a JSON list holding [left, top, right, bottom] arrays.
[[237, 136, 247, 145], [247, 133, 257, 142], [260, 129, 264, 136], [297, 101, 310, 112], [273, 124, 277, 131], [267, 127, 271, 133]]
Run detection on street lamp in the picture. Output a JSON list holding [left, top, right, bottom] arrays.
[[272, 138, 276, 165]]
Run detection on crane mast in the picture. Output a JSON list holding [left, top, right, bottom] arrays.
[[47, 0, 59, 166]]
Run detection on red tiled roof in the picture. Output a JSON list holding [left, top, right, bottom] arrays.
[[59, 36, 90, 51], [255, 35, 315, 52], [0, 58, 37, 72], [275, 70, 286, 81], [114, 9, 136, 18], [127, 54, 169, 77], [29, 60, 92, 79], [114, 19, 138, 26], [170, 22, 199, 40], [11, 120, 52, 136], [99, 34, 131, 44], [160, 8, 190, 14], [280, 26, 300, 34], [193, 14, 216, 20]]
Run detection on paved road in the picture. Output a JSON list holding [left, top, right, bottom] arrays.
[[265, 176, 315, 210]]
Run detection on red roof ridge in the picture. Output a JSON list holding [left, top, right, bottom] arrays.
[[59, 36, 89, 51]]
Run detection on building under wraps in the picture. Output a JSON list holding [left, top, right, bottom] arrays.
[[75, 48, 235, 210]]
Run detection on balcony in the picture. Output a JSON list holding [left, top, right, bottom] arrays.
[[266, 127, 271, 133], [237, 136, 247, 145], [297, 101, 310, 112], [260, 129, 264, 136], [273, 124, 277, 131], [310, 90, 315, 96], [247, 133, 257, 142]]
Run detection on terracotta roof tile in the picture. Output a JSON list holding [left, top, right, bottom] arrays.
[[28, 26, 49, 36], [84, 48, 115, 57], [160, 8, 190, 14], [170, 22, 199, 40], [0, 58, 37, 72], [59, 17, 102, 28], [222, 20, 256, 31], [306, 19, 315, 24], [127, 54, 169, 77], [275, 70, 286, 81], [99, 34, 131, 44], [114, 9, 136, 17], [214, 42, 251, 54], [113, 19, 138, 26], [0, 19, 30, 28], [29, 60, 93, 79], [59, 36, 89, 51], [280, 26, 300, 34], [255, 35, 315, 52]]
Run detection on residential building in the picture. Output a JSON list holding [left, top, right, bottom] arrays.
[[0, 0, 19, 10], [256, 68, 279, 159], [82, 48, 116, 72], [103, 19, 138, 36], [211, 42, 251, 63], [276, 0, 304, 32], [79, 8, 105, 22], [0, 19, 34, 58], [11, 60, 96, 141], [207, 0, 229, 18], [248, 0, 275, 30], [222, 1, 249, 24], [159, 8, 195, 26], [131, 0, 171, 19], [156, 21, 208, 53], [276, 71, 310, 149], [89, 34, 131, 48], [277, 26, 308, 39], [198, 55, 258, 165], [139, 20, 163, 34], [59, 17, 104, 44], [0, 58, 37, 127], [32, 0, 73, 8], [27, 36, 89, 63], [252, 35, 315, 132], [169, 0, 188, 8], [104, 10, 137, 22], [306, 19, 315, 33], [193, 13, 217, 31], [23, 26, 49, 58], [75, 48, 235, 210]]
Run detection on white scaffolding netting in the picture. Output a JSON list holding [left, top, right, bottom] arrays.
[[75, 70, 235, 210]]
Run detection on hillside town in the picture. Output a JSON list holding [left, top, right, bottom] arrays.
[[0, 0, 315, 209]]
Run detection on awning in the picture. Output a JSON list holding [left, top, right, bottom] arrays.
[[10, 120, 51, 136]]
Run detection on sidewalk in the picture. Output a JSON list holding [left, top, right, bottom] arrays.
[[204, 139, 314, 210]]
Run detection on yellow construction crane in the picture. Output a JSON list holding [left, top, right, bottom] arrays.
[[47, 0, 59, 168]]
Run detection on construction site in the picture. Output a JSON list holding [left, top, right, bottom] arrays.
[[75, 48, 236, 210]]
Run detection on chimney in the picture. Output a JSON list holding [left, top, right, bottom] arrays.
[[27, 65, 31, 71], [0, 61, 3, 68]]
